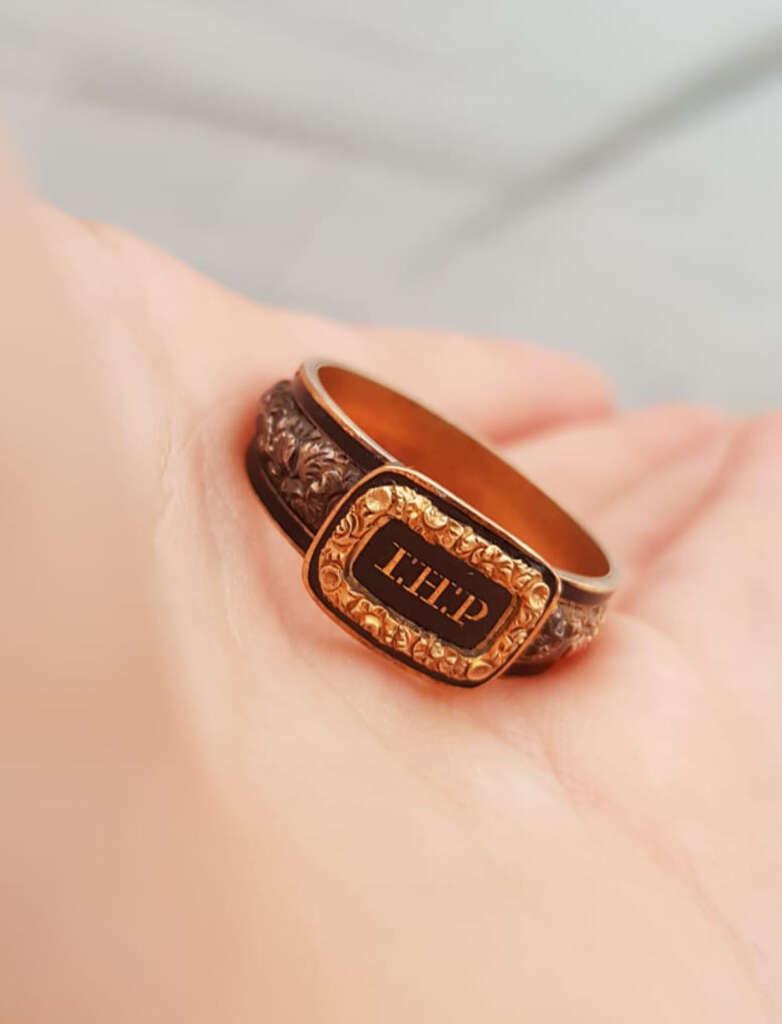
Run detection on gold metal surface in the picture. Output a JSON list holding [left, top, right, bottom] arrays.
[[248, 359, 617, 681], [304, 467, 559, 685], [299, 359, 617, 596]]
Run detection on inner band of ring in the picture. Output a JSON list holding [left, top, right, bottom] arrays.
[[247, 359, 616, 672]]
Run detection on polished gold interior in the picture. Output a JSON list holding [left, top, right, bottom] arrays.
[[317, 365, 611, 579]]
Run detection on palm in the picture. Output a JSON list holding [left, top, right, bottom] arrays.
[[4, 201, 781, 1023]]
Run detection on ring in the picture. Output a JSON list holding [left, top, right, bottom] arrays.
[[246, 359, 616, 687]]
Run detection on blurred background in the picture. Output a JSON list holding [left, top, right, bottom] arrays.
[[1, 2, 780, 407]]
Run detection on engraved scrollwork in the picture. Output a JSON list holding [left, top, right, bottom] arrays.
[[254, 380, 363, 530], [523, 599, 606, 664]]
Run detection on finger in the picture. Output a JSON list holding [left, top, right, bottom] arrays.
[[593, 421, 738, 589], [499, 403, 733, 591], [59, 215, 613, 442], [358, 325, 613, 441], [625, 412, 782, 674], [503, 403, 729, 524]]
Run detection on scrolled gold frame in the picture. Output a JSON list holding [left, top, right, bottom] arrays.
[[310, 474, 556, 684]]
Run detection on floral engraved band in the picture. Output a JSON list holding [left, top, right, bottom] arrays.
[[246, 359, 617, 686]]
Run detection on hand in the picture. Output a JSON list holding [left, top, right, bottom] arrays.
[[2, 157, 780, 1023]]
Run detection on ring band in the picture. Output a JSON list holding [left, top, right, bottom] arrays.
[[246, 359, 616, 686]]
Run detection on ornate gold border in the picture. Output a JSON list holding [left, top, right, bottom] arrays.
[[316, 481, 552, 684]]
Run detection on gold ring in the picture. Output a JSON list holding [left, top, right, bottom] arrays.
[[246, 358, 616, 687]]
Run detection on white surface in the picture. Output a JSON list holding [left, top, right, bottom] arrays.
[[1, 1, 780, 406]]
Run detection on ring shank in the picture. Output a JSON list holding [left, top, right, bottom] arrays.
[[316, 365, 610, 582]]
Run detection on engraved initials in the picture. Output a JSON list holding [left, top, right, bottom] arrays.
[[375, 542, 489, 627], [451, 592, 489, 624]]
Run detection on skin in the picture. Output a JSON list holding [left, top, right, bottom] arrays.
[[1, 143, 781, 1023]]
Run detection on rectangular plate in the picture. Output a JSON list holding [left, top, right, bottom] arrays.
[[303, 467, 560, 686]]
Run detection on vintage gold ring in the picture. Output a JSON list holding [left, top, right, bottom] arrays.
[[246, 359, 616, 687]]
